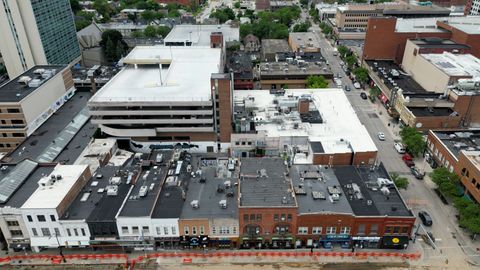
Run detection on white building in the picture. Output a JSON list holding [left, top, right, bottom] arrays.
[[88, 46, 233, 153], [20, 164, 91, 252], [231, 89, 378, 165], [164, 24, 239, 47]]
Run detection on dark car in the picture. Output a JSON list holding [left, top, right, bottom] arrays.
[[410, 166, 424, 180], [360, 92, 368, 100], [419, 211, 433, 226], [402, 154, 415, 167]]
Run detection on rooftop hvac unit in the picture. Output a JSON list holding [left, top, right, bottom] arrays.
[[191, 200, 199, 209], [28, 79, 43, 88], [18, 76, 32, 85], [380, 186, 390, 196], [224, 180, 231, 188], [109, 176, 122, 185], [331, 193, 340, 201], [33, 69, 45, 74], [139, 186, 148, 197], [106, 185, 118, 196], [219, 199, 227, 209], [377, 177, 394, 187]]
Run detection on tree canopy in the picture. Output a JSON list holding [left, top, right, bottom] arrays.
[[210, 7, 236, 23], [399, 126, 426, 158], [430, 167, 461, 197], [306, 75, 329, 89], [293, 22, 311, 32], [390, 172, 409, 189], [353, 67, 369, 84], [100, 30, 127, 62], [240, 7, 300, 40]]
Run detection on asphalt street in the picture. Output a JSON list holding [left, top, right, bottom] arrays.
[[308, 18, 478, 269]]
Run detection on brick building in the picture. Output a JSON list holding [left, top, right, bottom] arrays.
[[363, 17, 480, 64], [154, 0, 205, 7]]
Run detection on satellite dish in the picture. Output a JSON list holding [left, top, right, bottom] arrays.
[[416, 122, 423, 128]]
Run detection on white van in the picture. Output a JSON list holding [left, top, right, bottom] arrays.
[[394, 142, 406, 154]]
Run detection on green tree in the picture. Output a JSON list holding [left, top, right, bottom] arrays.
[[234, 1, 241, 8], [141, 10, 157, 22], [157, 26, 171, 37], [131, 30, 144, 38], [345, 54, 357, 68], [293, 22, 311, 32], [353, 67, 369, 84], [399, 126, 426, 158], [144, 25, 158, 37], [115, 40, 124, 59], [306, 75, 329, 88], [105, 38, 116, 62], [101, 30, 126, 62], [430, 167, 461, 198], [300, 0, 309, 5], [93, 0, 112, 19], [454, 197, 480, 235], [70, 0, 81, 13], [337, 45, 349, 58], [390, 172, 409, 189]]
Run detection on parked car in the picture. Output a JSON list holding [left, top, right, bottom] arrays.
[[344, 85, 351, 91], [360, 92, 367, 100], [335, 78, 342, 88], [377, 132, 385, 141], [402, 153, 415, 167], [394, 142, 406, 154], [410, 166, 424, 180], [418, 211, 433, 226], [353, 82, 361, 89]]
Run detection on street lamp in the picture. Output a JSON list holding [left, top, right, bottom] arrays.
[[49, 233, 66, 263]]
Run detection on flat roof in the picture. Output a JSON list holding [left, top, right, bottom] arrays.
[[259, 62, 332, 77], [21, 164, 89, 209], [119, 150, 172, 217], [289, 32, 321, 49], [233, 89, 377, 154], [292, 165, 353, 215], [239, 158, 297, 208], [180, 157, 238, 219], [409, 106, 454, 117], [261, 39, 291, 55], [421, 52, 480, 77], [0, 65, 66, 103], [0, 163, 55, 208], [431, 130, 480, 159], [334, 164, 413, 217], [4, 92, 93, 164], [164, 24, 239, 46], [395, 16, 480, 34], [89, 46, 222, 103], [61, 165, 132, 221], [462, 151, 480, 170], [410, 38, 470, 49]]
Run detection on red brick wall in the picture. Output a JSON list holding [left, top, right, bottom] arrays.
[[352, 151, 377, 165], [238, 207, 298, 239], [313, 153, 352, 165], [353, 216, 415, 236], [456, 152, 480, 203], [426, 130, 458, 169], [453, 95, 480, 127], [210, 33, 224, 48], [155, 0, 201, 6], [211, 76, 233, 143], [298, 100, 310, 114], [414, 116, 462, 130], [296, 213, 354, 240]]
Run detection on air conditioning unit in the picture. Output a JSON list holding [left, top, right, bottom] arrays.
[[139, 186, 148, 197], [191, 200, 199, 209], [219, 200, 227, 209]]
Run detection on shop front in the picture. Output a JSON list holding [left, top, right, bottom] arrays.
[[240, 236, 264, 249], [154, 237, 180, 250], [352, 236, 381, 249], [209, 237, 237, 249], [381, 235, 409, 249], [320, 234, 351, 249], [180, 235, 210, 249], [271, 237, 293, 249]]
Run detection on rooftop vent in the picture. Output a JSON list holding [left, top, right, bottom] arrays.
[[331, 193, 340, 201], [18, 76, 32, 85], [219, 199, 227, 209], [281, 196, 288, 204], [139, 186, 148, 197], [106, 185, 118, 196], [109, 176, 122, 185]]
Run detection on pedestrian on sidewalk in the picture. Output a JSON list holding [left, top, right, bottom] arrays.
[[310, 247, 313, 254]]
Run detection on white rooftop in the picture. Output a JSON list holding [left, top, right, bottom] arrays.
[[234, 88, 377, 154], [164, 24, 239, 46], [422, 52, 480, 77], [89, 46, 222, 103], [21, 164, 89, 209], [395, 16, 480, 34]]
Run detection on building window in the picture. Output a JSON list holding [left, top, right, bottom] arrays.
[[10, 230, 23, 237], [81, 228, 86, 236], [385, 226, 393, 234], [312, 227, 322, 234], [212, 226, 216, 234], [156, 227, 162, 235], [281, 214, 286, 221], [200, 226, 205, 235], [122, 226, 129, 234], [37, 215, 46, 222], [6, 221, 19, 226], [7, 108, 20, 113], [244, 214, 248, 221], [184, 226, 189, 235], [298, 227, 308, 234], [142, 226, 149, 234], [287, 214, 292, 221], [32, 228, 38, 237], [256, 214, 262, 221], [326, 227, 336, 234], [476, 183, 480, 190], [132, 226, 139, 234], [340, 227, 351, 235], [41, 228, 50, 237], [67, 228, 71, 236], [27, 215, 33, 222], [11, 120, 23, 125], [171, 227, 176, 235], [233, 227, 237, 234], [220, 226, 228, 234], [74, 228, 78, 236], [192, 226, 197, 235], [164, 227, 169, 235], [472, 178, 477, 185], [357, 224, 366, 235], [274, 214, 279, 221], [250, 214, 255, 221], [54, 228, 61, 237], [50, 215, 56, 222], [369, 224, 378, 235], [401, 227, 409, 234]]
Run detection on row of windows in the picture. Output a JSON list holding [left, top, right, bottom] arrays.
[[0, 119, 24, 125], [0, 108, 21, 113], [243, 213, 293, 222], [384, 226, 409, 234], [121, 226, 177, 235], [32, 227, 86, 238], [0, 132, 25, 137], [6, 220, 19, 227], [344, 13, 380, 17], [344, 19, 369, 23], [235, 141, 253, 146], [26, 214, 56, 223], [297, 226, 351, 235], [0, 143, 19, 149], [427, 140, 454, 172]]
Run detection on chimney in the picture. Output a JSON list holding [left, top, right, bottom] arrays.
[[210, 32, 223, 48]]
